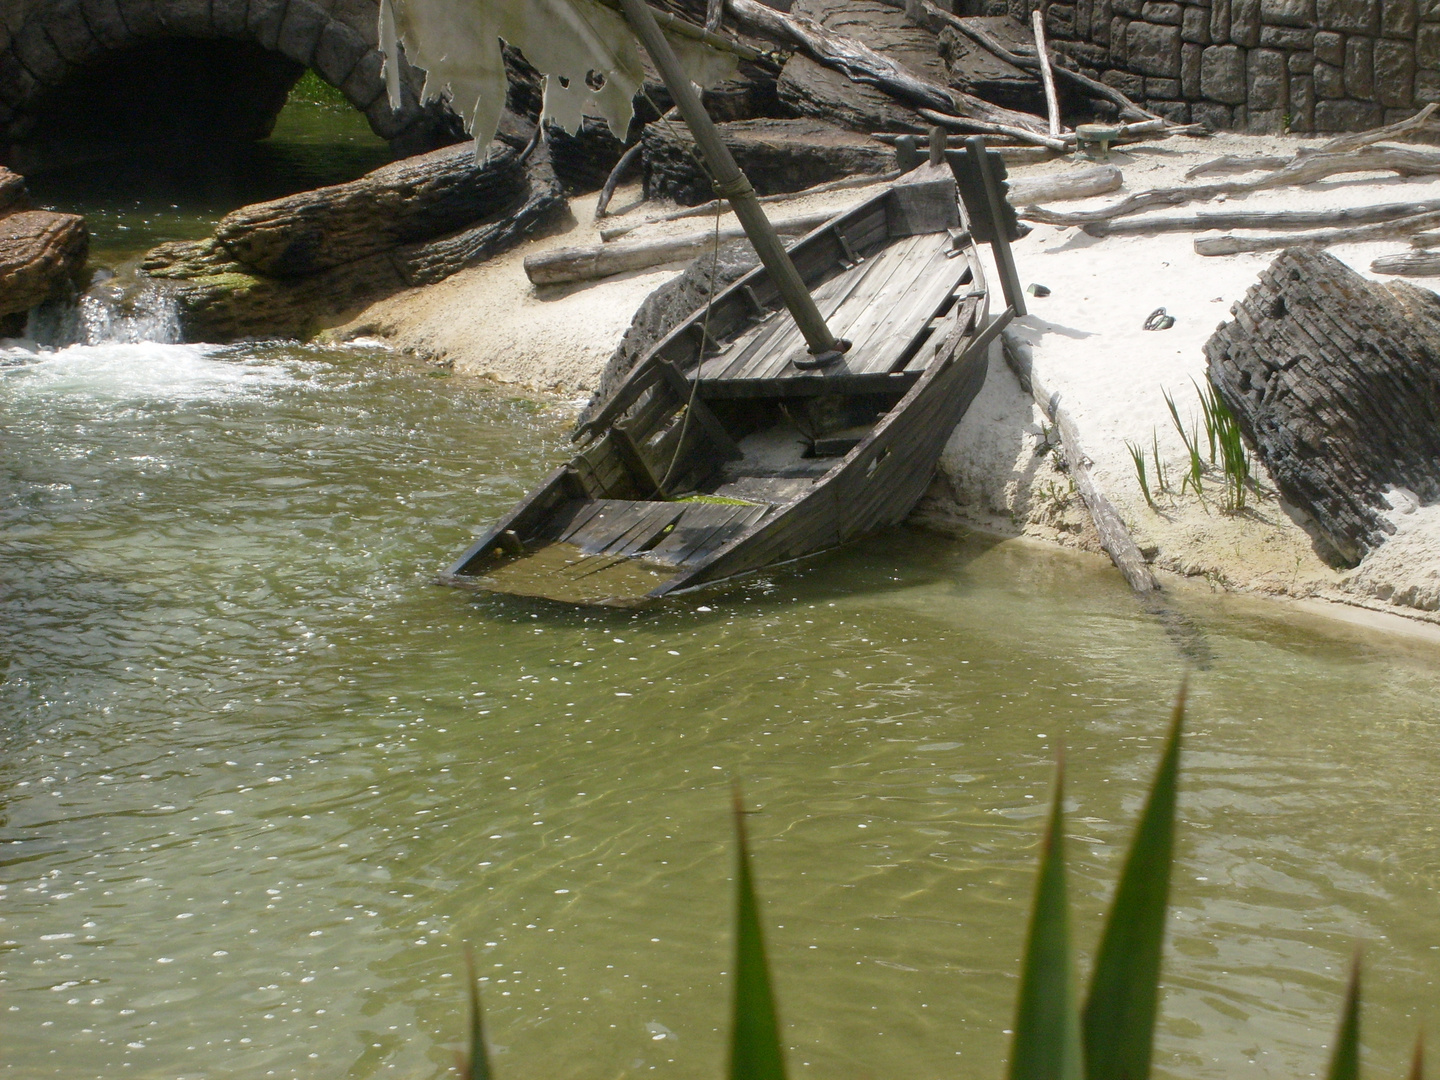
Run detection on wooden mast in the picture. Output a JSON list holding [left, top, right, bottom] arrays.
[[615, 0, 849, 365]]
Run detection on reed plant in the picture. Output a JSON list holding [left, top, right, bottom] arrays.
[[1127, 440, 1155, 510], [1194, 380, 1253, 513], [1164, 390, 1206, 500], [456, 689, 1406, 1080]]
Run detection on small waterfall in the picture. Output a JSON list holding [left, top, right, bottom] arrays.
[[23, 268, 182, 348]]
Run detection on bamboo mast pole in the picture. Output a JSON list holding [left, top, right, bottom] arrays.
[[615, 0, 849, 363]]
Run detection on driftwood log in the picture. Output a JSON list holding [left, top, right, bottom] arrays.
[[1006, 165, 1122, 204], [1024, 145, 1440, 226], [1086, 197, 1440, 237], [524, 210, 830, 285], [1372, 251, 1440, 275], [1204, 248, 1440, 566], [1195, 208, 1440, 255], [1030, 10, 1061, 139]]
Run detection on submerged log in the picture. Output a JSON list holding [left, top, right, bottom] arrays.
[[1204, 248, 1440, 566]]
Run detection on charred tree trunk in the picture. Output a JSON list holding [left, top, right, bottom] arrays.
[[1204, 248, 1440, 566]]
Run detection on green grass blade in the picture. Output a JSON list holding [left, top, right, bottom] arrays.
[[729, 788, 787, 1080], [1081, 685, 1185, 1080], [1008, 758, 1084, 1080], [463, 950, 493, 1080], [1326, 955, 1362, 1080]]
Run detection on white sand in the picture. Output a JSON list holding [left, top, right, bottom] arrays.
[[353, 133, 1440, 626], [927, 131, 1440, 623]]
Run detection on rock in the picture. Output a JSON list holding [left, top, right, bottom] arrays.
[[142, 140, 565, 341], [0, 167, 28, 215], [1205, 248, 1440, 566], [0, 209, 88, 320], [778, 53, 927, 132], [642, 117, 893, 205], [212, 126, 538, 279]]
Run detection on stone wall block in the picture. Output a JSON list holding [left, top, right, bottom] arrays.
[[157, 0, 214, 35], [1418, 22, 1440, 64], [313, 20, 370, 88], [1066, 40, 1111, 64], [41, 0, 97, 64], [1147, 75, 1184, 94], [1416, 67, 1440, 97], [1047, 3, 1077, 35], [0, 53, 38, 110], [1077, 0, 1094, 38], [1231, 0, 1261, 44], [1317, 0, 1380, 31], [1201, 41, 1250, 98], [247, 0, 290, 50], [1247, 105, 1287, 128], [1192, 99, 1234, 125], [1142, 0, 1185, 19], [115, 0, 165, 36], [276, 0, 330, 65], [1315, 57, 1348, 91], [77, 0, 128, 48], [212, 0, 252, 36], [1423, 0, 1440, 20], [1289, 49, 1316, 70], [1009, 0, 1029, 22], [340, 47, 387, 110], [1113, 0, 1143, 16], [1182, 39, 1205, 91], [1103, 67, 1147, 93], [1383, 0, 1419, 33], [1247, 45, 1289, 106], [12, 20, 67, 85], [1147, 98, 1192, 118], [1094, 7, 1112, 41], [1345, 33, 1376, 95], [1314, 28, 1345, 61], [1183, 4, 1213, 38], [1260, 25, 1315, 44], [1314, 96, 1384, 124], [1128, 19, 1183, 73], [1374, 37, 1416, 102], [1111, 16, 1131, 62], [1211, 0, 1232, 40], [1261, 0, 1315, 23], [1290, 70, 1317, 124]]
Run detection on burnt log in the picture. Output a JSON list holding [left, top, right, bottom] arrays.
[[1204, 249, 1440, 566], [642, 117, 893, 205], [778, 54, 926, 133]]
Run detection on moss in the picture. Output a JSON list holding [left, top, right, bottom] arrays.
[[288, 70, 349, 110], [192, 271, 266, 293]]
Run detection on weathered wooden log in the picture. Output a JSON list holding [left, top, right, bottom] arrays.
[[1183, 154, 1289, 179], [600, 169, 899, 240], [1085, 197, 1440, 237], [1024, 145, 1440, 225], [778, 53, 927, 134], [1410, 231, 1440, 247], [1372, 251, 1440, 275], [1003, 328, 1160, 592], [1030, 10, 1062, 139], [214, 134, 536, 279], [525, 210, 831, 285], [595, 143, 644, 219], [1204, 248, 1440, 566], [724, 0, 1051, 134], [1195, 208, 1440, 255], [1006, 165, 1122, 204], [918, 107, 1070, 151]]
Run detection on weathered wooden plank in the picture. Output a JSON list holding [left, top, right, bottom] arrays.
[[846, 239, 967, 374], [696, 369, 922, 399]]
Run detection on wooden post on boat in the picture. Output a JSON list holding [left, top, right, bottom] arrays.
[[966, 134, 1027, 318], [616, 0, 850, 366]]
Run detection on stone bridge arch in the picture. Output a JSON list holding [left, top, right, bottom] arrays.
[[0, 0, 464, 173]]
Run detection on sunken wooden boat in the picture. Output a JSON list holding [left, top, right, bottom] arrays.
[[442, 140, 1027, 606]]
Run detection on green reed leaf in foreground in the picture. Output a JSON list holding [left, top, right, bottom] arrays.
[[1082, 684, 1185, 1080], [1326, 956, 1362, 1080], [1408, 1030, 1424, 1080], [1008, 758, 1085, 1080], [461, 951, 493, 1080], [730, 789, 787, 1080]]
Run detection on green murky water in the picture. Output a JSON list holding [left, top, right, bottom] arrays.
[[26, 93, 393, 266], [3, 337, 1440, 1080]]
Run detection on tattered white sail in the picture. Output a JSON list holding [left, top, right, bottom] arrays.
[[378, 0, 737, 153]]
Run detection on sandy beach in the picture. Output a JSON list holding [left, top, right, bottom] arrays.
[[347, 130, 1440, 628]]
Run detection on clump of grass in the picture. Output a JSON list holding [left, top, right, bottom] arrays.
[[1195, 379, 1253, 513], [289, 69, 349, 109], [1127, 440, 1155, 510], [1164, 389, 1206, 500]]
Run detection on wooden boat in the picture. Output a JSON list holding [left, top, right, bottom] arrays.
[[442, 142, 1025, 606]]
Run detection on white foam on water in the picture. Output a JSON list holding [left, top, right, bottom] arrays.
[[0, 339, 302, 404]]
